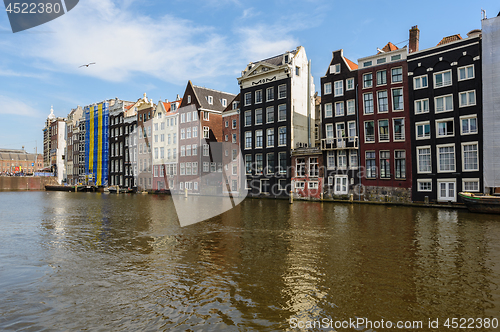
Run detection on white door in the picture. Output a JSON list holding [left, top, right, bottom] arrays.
[[334, 175, 349, 195], [438, 180, 456, 202]]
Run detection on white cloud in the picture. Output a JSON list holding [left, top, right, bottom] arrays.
[[0, 68, 47, 79], [0, 95, 40, 116]]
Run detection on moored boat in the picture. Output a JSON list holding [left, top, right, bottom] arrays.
[[458, 192, 500, 214], [45, 185, 74, 192]]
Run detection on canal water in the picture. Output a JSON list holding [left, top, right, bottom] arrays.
[[1, 192, 500, 331]]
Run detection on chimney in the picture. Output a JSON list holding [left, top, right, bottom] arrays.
[[409, 25, 420, 53]]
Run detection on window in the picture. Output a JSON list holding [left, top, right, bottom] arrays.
[[278, 84, 286, 99], [327, 151, 335, 169], [232, 165, 237, 176], [416, 121, 431, 140], [232, 133, 237, 143], [392, 88, 403, 111], [461, 116, 478, 135], [232, 119, 237, 129], [181, 113, 185, 123], [186, 128, 191, 139], [325, 124, 334, 139], [193, 144, 197, 155], [245, 131, 252, 149], [186, 162, 192, 175], [348, 121, 356, 140], [266, 87, 274, 101], [187, 95, 191, 103], [364, 121, 375, 142], [324, 82, 332, 95], [438, 144, 455, 172], [350, 150, 358, 169], [309, 157, 319, 177], [186, 145, 191, 156], [278, 152, 287, 174], [278, 104, 286, 121], [395, 150, 406, 179], [295, 182, 305, 190], [363, 61, 372, 67], [154, 147, 159, 159], [252, 109, 262, 125], [225, 121, 229, 128], [459, 90, 476, 107], [414, 75, 428, 89], [256, 154, 263, 174], [255, 130, 263, 148], [376, 70, 387, 85], [186, 112, 192, 123], [377, 91, 388, 113], [391, 54, 401, 61], [245, 155, 252, 174], [232, 149, 237, 161], [180, 146, 185, 157], [379, 151, 390, 178], [363, 93, 374, 114], [391, 67, 403, 83], [418, 180, 432, 192], [245, 110, 252, 126], [244, 92, 251, 106], [160, 134, 165, 142], [462, 142, 479, 171], [266, 153, 274, 174], [334, 80, 344, 96], [347, 100, 355, 115], [337, 151, 347, 169], [417, 146, 431, 173], [458, 65, 474, 81], [378, 119, 389, 142], [335, 102, 344, 117], [434, 70, 452, 88], [336, 123, 345, 140], [192, 111, 198, 121], [366, 151, 376, 178], [278, 127, 287, 146], [435, 95, 453, 113], [363, 73, 373, 88], [203, 112, 209, 121], [203, 144, 209, 156], [437, 119, 454, 137], [296, 158, 305, 177], [266, 107, 274, 123], [255, 90, 262, 104], [324, 103, 333, 118], [180, 163, 185, 175], [267, 128, 274, 147], [203, 126, 209, 138], [463, 179, 480, 192], [415, 99, 429, 114], [393, 118, 405, 141], [211, 162, 216, 172], [330, 63, 341, 74], [180, 129, 185, 140], [193, 126, 198, 138], [346, 78, 354, 91]]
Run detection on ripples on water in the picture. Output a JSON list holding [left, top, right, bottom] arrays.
[[1, 192, 500, 331]]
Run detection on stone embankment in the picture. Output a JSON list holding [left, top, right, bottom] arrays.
[[0, 176, 58, 191]]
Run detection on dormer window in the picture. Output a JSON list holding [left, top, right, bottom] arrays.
[[232, 101, 239, 110], [187, 95, 191, 104], [222, 99, 227, 107], [330, 63, 341, 74], [284, 54, 289, 64], [171, 103, 177, 111], [207, 96, 213, 105]]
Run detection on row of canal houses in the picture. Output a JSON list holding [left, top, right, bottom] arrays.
[[53, 13, 500, 204]]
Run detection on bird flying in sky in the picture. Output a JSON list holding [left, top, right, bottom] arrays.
[[79, 62, 96, 68]]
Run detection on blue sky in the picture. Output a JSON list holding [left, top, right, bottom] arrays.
[[0, 0, 497, 153]]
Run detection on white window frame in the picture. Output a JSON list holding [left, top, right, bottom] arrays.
[[334, 80, 344, 97], [437, 179, 457, 202], [459, 90, 476, 108], [433, 69, 452, 88], [350, 150, 358, 169], [391, 67, 403, 83], [334, 175, 349, 195], [434, 94, 453, 113], [324, 82, 332, 95], [266, 87, 274, 101], [324, 103, 333, 118], [436, 118, 455, 138], [378, 119, 390, 142], [363, 93, 374, 115], [244, 131, 252, 150], [363, 73, 373, 89], [458, 65, 474, 81], [462, 142, 479, 172], [346, 78, 354, 91], [244, 92, 251, 106], [346, 99, 355, 115], [278, 84, 287, 99], [255, 90, 262, 104], [414, 98, 429, 114], [335, 101, 344, 117], [244, 110, 251, 127], [392, 88, 404, 111], [417, 146, 432, 174], [415, 121, 431, 140], [255, 130, 263, 148], [460, 115, 478, 135], [462, 178, 480, 192], [377, 90, 388, 113], [417, 179, 433, 192], [325, 124, 334, 139], [393, 118, 405, 141], [413, 75, 428, 90], [437, 143, 456, 173], [376, 69, 387, 86], [364, 120, 375, 143]]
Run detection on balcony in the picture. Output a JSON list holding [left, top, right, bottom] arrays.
[[321, 136, 359, 150]]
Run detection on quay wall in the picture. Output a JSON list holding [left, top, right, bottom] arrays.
[[0, 176, 58, 191]]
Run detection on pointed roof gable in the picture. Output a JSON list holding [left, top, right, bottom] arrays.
[[437, 34, 463, 46], [378, 42, 399, 53], [223, 93, 240, 114], [191, 84, 236, 112]]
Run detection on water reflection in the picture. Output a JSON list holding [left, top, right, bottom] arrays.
[[0, 193, 500, 331]]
